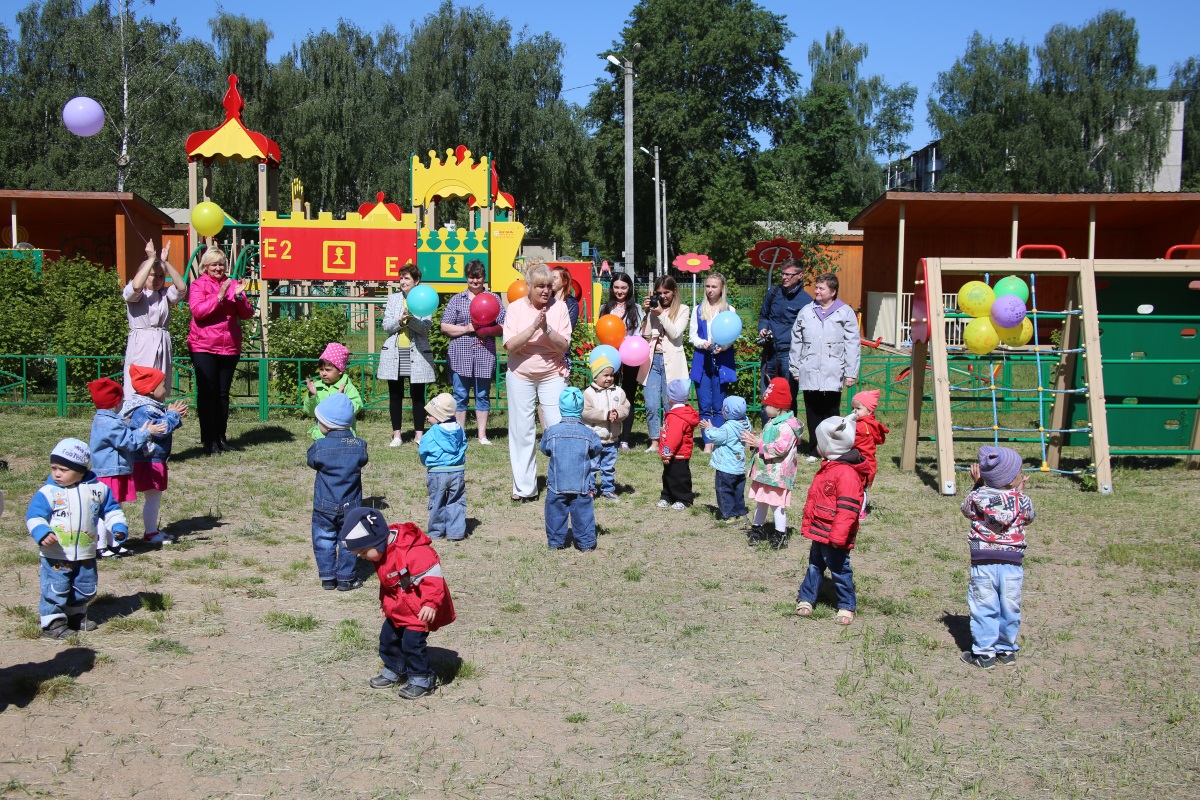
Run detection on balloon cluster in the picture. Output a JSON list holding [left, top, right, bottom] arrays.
[[589, 303, 742, 372], [957, 275, 1034, 355]]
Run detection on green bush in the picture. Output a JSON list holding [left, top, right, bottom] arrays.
[[266, 306, 348, 404]]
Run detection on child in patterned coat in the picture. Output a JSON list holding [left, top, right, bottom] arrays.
[[740, 378, 804, 548]]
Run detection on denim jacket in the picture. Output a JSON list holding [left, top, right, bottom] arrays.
[[306, 429, 369, 515], [90, 408, 152, 477], [539, 418, 603, 495], [122, 398, 183, 463]]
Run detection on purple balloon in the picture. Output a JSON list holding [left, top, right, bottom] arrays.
[[63, 97, 105, 137], [991, 294, 1028, 329]]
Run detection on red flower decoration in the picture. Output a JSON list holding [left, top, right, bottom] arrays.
[[672, 253, 713, 273], [746, 238, 806, 270]]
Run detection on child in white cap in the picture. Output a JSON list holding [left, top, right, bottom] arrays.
[[960, 445, 1035, 669], [25, 438, 129, 638], [418, 393, 468, 541]]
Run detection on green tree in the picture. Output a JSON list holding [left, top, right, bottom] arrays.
[[1170, 57, 1200, 191]]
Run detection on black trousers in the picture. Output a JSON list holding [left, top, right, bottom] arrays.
[[619, 365, 640, 443], [388, 378, 427, 433], [189, 350, 239, 446], [660, 459, 694, 506], [803, 389, 843, 455]]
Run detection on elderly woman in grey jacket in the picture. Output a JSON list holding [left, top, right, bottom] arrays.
[[379, 263, 436, 446], [789, 273, 860, 460]]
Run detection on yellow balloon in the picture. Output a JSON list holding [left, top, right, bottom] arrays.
[[964, 317, 1000, 355], [996, 317, 1034, 347], [191, 201, 225, 237], [957, 280, 996, 318]]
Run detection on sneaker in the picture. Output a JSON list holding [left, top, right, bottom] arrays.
[[98, 548, 117, 559], [67, 614, 97, 632], [645, 444, 659, 453], [112, 544, 131, 557], [389, 436, 403, 448], [656, 499, 670, 509], [670, 502, 687, 511], [995, 651, 1017, 666], [768, 529, 789, 549], [368, 673, 405, 689], [477, 437, 492, 446], [321, 579, 338, 591], [602, 492, 620, 502], [397, 682, 436, 700], [337, 577, 365, 592], [747, 524, 767, 545], [960, 651, 996, 670], [619, 442, 630, 451], [806, 455, 818, 463], [41, 620, 70, 640], [143, 531, 175, 545]]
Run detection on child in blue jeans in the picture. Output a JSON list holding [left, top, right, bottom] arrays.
[[698, 396, 750, 522], [540, 387, 603, 550], [418, 393, 468, 541], [307, 393, 369, 591]]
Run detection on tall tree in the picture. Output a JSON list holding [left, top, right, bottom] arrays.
[[1171, 57, 1200, 191], [585, 0, 796, 273]]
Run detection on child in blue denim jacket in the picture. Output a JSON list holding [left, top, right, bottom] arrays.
[[121, 365, 187, 545], [698, 396, 750, 522], [87, 378, 161, 557], [418, 394, 467, 541], [307, 393, 369, 590], [539, 387, 603, 551]]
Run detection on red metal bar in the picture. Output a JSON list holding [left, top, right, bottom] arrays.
[[1165, 244, 1200, 259], [1016, 244, 1067, 259]]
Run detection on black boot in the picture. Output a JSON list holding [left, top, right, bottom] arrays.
[[768, 528, 789, 550], [747, 524, 767, 546], [41, 619, 70, 639], [67, 614, 97, 632]]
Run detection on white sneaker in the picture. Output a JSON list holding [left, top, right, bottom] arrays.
[[806, 455, 818, 463], [144, 531, 175, 545], [112, 544, 131, 557], [645, 444, 659, 453], [389, 436, 403, 448], [670, 502, 687, 511], [656, 499, 670, 509], [477, 437, 492, 446], [98, 548, 116, 559]]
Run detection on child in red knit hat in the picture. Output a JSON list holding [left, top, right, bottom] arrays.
[[850, 389, 889, 521], [120, 366, 188, 544], [740, 377, 804, 548]]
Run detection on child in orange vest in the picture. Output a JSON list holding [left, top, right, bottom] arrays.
[[850, 389, 889, 520]]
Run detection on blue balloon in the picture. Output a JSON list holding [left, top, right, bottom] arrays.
[[588, 344, 622, 373], [405, 284, 439, 317], [710, 310, 743, 347]]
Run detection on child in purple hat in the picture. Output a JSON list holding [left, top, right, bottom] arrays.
[[960, 445, 1036, 669]]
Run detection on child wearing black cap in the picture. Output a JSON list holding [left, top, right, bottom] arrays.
[[960, 445, 1035, 669], [340, 508, 455, 699]]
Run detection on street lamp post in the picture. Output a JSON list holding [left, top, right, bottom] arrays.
[[607, 44, 639, 279], [640, 145, 662, 278], [661, 178, 669, 269]]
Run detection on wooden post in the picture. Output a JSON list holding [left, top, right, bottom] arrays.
[[187, 161, 198, 259], [1076, 259, 1112, 494], [924, 258, 958, 494], [1046, 278, 1081, 470], [10, 199, 17, 248], [900, 337, 928, 472], [1010, 204, 1019, 257], [894, 202, 906, 347], [257, 162, 268, 216]]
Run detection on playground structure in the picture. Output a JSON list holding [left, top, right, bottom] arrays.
[[900, 250, 1200, 495]]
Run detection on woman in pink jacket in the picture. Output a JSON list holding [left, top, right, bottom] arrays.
[[187, 248, 254, 456]]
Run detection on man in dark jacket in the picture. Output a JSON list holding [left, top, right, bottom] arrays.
[[757, 259, 812, 420]]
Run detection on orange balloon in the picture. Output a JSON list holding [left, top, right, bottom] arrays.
[[507, 279, 528, 303], [596, 314, 626, 348]]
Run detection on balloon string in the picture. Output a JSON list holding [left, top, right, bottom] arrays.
[[116, 195, 150, 245]]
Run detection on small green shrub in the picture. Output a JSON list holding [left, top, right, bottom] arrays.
[[264, 611, 319, 632], [266, 307, 349, 405]]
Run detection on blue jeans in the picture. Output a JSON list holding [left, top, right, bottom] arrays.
[[39, 557, 97, 627], [451, 372, 492, 412], [714, 470, 747, 519], [968, 563, 1024, 656], [312, 508, 359, 582], [545, 490, 596, 550], [426, 470, 466, 540], [591, 443, 618, 494], [695, 371, 730, 427], [644, 354, 666, 440], [796, 542, 856, 611], [379, 620, 434, 689]]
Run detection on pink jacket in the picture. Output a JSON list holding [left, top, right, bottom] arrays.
[[186, 274, 254, 355]]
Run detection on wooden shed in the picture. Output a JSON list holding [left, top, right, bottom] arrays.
[[1, 189, 184, 284], [850, 192, 1200, 345]]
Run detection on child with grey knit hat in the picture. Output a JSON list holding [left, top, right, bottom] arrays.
[[960, 445, 1035, 669]]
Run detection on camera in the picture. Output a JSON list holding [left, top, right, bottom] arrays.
[[647, 294, 661, 309], [756, 329, 774, 347]]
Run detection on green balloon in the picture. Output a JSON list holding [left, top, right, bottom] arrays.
[[993, 275, 1030, 304]]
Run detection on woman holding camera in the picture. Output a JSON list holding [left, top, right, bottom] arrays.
[[640, 276, 689, 451]]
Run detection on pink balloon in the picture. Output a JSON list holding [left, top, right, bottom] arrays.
[[618, 335, 650, 368], [469, 292, 500, 326]]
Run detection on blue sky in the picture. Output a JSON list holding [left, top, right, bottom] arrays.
[[7, 0, 1199, 152]]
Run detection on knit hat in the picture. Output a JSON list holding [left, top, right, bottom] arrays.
[[978, 445, 1023, 489], [852, 389, 880, 414], [589, 349, 620, 379], [129, 365, 165, 395], [816, 412, 859, 460], [666, 379, 691, 405], [559, 386, 584, 418], [721, 396, 747, 422], [314, 393, 355, 431], [50, 438, 90, 473], [339, 507, 390, 552], [763, 377, 792, 409], [318, 342, 350, 373], [424, 392, 457, 424], [88, 378, 123, 410]]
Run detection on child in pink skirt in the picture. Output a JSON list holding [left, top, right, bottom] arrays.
[[121, 366, 188, 544], [740, 377, 804, 549], [88, 378, 165, 557]]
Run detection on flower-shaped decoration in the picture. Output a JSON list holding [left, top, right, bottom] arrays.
[[746, 238, 805, 270], [673, 253, 713, 273]]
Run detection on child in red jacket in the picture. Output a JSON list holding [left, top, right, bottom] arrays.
[[850, 389, 889, 520], [339, 508, 455, 699], [657, 379, 700, 510], [794, 411, 871, 626]]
